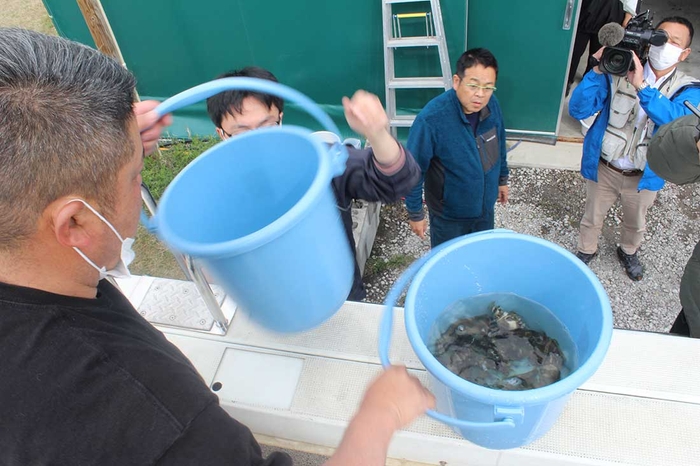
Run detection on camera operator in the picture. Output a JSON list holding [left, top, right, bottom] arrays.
[[647, 107, 700, 338], [569, 16, 700, 281]]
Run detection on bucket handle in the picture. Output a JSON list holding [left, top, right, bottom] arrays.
[[140, 78, 349, 233], [379, 231, 519, 430], [153, 77, 348, 177]]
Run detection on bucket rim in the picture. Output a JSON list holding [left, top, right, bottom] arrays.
[[404, 231, 614, 405], [155, 125, 333, 256]]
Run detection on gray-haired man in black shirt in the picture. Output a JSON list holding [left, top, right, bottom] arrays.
[[0, 28, 434, 465]]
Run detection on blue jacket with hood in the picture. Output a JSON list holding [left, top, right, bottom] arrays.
[[569, 69, 700, 191]]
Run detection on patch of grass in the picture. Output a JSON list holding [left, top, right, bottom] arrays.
[[131, 225, 186, 280], [142, 137, 217, 201], [1, 0, 57, 35], [132, 137, 217, 278], [365, 253, 416, 277], [40, 14, 57, 35]]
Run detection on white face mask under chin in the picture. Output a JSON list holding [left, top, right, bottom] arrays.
[[68, 199, 136, 280], [648, 42, 685, 70]]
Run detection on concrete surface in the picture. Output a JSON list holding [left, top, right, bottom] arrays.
[[507, 141, 582, 171], [260, 442, 328, 466], [259, 436, 433, 465], [147, 294, 700, 466]]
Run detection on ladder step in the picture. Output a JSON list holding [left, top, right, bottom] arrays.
[[390, 116, 417, 127], [388, 77, 447, 89], [385, 0, 430, 3], [395, 12, 428, 19], [387, 37, 440, 48]]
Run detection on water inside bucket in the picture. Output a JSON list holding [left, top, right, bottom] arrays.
[[428, 292, 578, 390]]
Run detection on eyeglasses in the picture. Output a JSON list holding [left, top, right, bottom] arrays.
[[221, 117, 281, 138], [462, 83, 497, 93]]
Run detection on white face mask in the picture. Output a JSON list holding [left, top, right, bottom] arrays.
[[68, 199, 136, 280], [648, 42, 685, 70]]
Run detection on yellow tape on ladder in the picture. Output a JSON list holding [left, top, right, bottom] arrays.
[[396, 12, 428, 19]]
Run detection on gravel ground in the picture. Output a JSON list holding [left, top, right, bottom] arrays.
[[363, 166, 700, 333]]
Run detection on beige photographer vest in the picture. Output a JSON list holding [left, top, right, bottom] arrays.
[[601, 69, 699, 170]]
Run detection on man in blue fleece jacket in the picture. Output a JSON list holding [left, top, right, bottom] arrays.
[[404, 48, 509, 248], [569, 16, 700, 281]]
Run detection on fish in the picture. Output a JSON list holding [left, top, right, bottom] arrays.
[[431, 303, 565, 391]]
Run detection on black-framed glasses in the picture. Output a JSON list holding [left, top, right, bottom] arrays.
[[221, 117, 281, 138], [684, 100, 700, 142]]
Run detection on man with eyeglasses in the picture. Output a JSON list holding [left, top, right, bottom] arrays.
[[206, 67, 421, 302], [207, 67, 284, 139], [569, 16, 700, 281], [404, 48, 509, 247], [648, 104, 700, 338]]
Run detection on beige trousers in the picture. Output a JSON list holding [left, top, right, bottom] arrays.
[[578, 162, 657, 255]]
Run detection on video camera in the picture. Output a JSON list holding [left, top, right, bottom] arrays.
[[599, 10, 668, 76]]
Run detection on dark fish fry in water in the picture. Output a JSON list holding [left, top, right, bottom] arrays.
[[431, 303, 565, 390]]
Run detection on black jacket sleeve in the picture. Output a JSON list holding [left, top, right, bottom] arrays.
[[331, 143, 421, 207]]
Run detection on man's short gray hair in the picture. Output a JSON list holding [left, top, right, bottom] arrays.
[[0, 28, 137, 249]]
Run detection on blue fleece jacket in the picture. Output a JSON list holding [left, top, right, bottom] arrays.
[[405, 89, 508, 221], [569, 70, 700, 191]]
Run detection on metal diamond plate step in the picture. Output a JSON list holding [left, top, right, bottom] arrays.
[[137, 278, 227, 331]]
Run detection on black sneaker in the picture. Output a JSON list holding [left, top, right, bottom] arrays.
[[617, 246, 643, 281], [576, 251, 597, 265]]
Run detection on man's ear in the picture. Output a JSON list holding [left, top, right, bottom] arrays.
[[680, 47, 692, 63], [452, 74, 461, 91], [52, 200, 94, 249], [215, 127, 225, 140], [279, 111, 284, 125]]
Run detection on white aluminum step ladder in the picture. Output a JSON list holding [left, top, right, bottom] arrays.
[[382, 0, 452, 136]]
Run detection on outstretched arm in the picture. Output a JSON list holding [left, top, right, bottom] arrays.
[[342, 90, 401, 168], [324, 366, 435, 466]]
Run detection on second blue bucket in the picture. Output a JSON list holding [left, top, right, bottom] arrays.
[[147, 78, 354, 332], [379, 230, 613, 449]]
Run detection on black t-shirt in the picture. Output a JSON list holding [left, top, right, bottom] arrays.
[[0, 280, 292, 466], [464, 112, 479, 136]]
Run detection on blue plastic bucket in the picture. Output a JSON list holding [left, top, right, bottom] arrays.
[[145, 78, 354, 332], [379, 230, 613, 449]]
